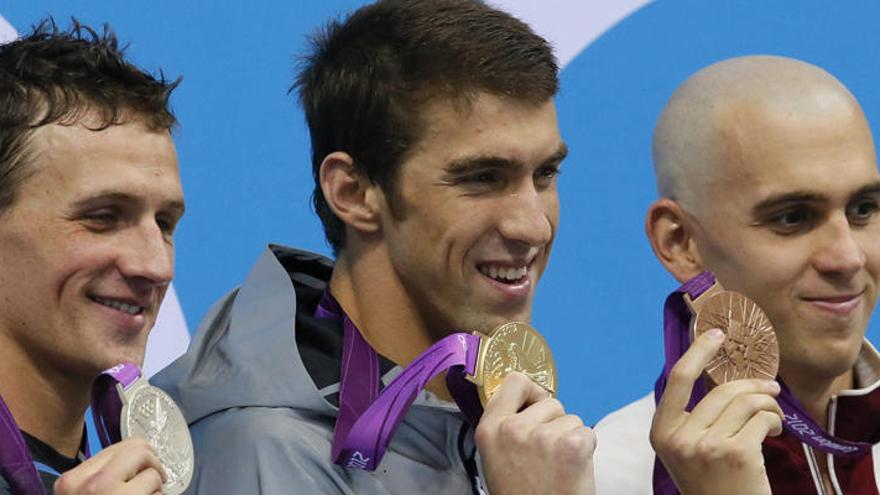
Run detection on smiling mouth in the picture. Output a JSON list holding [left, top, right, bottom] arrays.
[[801, 291, 864, 316], [478, 264, 529, 285], [89, 295, 145, 316]]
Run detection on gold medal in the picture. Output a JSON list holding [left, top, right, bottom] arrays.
[[466, 322, 557, 405]]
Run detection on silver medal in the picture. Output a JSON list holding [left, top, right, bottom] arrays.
[[119, 376, 194, 495]]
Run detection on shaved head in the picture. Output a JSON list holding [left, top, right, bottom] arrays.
[[647, 55, 880, 387], [653, 55, 870, 210]]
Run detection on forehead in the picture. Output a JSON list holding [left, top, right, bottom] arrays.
[[404, 93, 562, 169], [24, 119, 182, 200], [705, 101, 878, 205]]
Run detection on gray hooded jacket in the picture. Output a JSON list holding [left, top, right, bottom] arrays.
[[153, 246, 483, 494]]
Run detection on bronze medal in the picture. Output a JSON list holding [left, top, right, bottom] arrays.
[[467, 321, 557, 405], [687, 285, 779, 385]]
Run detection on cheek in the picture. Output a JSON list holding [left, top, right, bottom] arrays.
[[545, 197, 560, 232], [698, 230, 793, 298], [861, 233, 880, 280]]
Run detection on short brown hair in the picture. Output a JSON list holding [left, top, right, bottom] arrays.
[[0, 18, 180, 211], [295, 0, 558, 254]]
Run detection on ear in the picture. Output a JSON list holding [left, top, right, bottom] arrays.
[[645, 198, 704, 283], [319, 152, 382, 234]]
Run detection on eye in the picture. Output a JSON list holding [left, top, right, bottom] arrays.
[[767, 207, 814, 235], [462, 171, 499, 184], [156, 215, 175, 235], [155, 211, 183, 242], [847, 198, 879, 226], [82, 209, 121, 230], [534, 165, 561, 188]]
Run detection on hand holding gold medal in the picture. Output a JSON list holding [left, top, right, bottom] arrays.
[[465, 321, 558, 405]]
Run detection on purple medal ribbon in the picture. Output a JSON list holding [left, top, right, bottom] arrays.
[[652, 272, 872, 494], [0, 393, 44, 494], [317, 292, 482, 471], [91, 363, 143, 448], [0, 363, 141, 494]]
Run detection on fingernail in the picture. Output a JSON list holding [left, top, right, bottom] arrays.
[[705, 328, 724, 340], [765, 381, 781, 393]]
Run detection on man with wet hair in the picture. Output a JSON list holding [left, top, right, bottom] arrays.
[[594, 55, 880, 494], [155, 0, 595, 493], [0, 19, 185, 494]]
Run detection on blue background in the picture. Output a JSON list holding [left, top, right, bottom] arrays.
[[5, 0, 880, 425]]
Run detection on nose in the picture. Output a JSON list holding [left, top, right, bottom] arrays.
[[118, 220, 175, 289], [811, 213, 866, 279], [497, 184, 555, 248]]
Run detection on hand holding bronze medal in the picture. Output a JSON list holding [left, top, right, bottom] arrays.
[[653, 272, 871, 494], [653, 272, 872, 494], [683, 280, 779, 384], [92, 364, 194, 495]]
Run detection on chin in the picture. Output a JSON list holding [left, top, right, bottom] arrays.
[[101, 345, 146, 370], [809, 348, 863, 380]]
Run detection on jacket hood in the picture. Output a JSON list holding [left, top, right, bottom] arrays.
[[153, 246, 338, 424]]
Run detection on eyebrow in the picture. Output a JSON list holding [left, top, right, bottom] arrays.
[[71, 191, 186, 216], [444, 143, 569, 175], [853, 181, 880, 198], [751, 180, 880, 214]]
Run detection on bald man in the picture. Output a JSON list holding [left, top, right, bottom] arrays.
[[594, 55, 880, 494]]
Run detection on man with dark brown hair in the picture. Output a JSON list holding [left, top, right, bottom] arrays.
[[0, 19, 185, 495], [155, 0, 595, 493]]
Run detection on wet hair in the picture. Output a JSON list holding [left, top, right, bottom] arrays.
[[0, 18, 180, 211], [295, 0, 558, 254]]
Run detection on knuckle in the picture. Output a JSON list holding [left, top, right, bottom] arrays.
[[53, 472, 76, 494], [711, 380, 739, 396], [740, 394, 766, 411], [726, 444, 750, 467], [542, 397, 565, 415], [498, 416, 530, 445], [131, 435, 152, 449], [118, 435, 150, 453], [759, 410, 783, 428], [694, 437, 724, 462], [474, 421, 494, 447], [565, 413, 585, 429], [557, 428, 596, 459], [648, 430, 665, 451], [147, 467, 164, 488], [667, 366, 692, 385], [649, 419, 674, 451], [80, 473, 111, 495], [504, 371, 531, 388], [663, 434, 695, 462]]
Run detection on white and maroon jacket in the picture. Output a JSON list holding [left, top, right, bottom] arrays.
[[593, 342, 880, 495]]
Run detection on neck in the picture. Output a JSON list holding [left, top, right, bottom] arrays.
[[781, 364, 854, 428], [0, 332, 92, 457], [331, 244, 453, 401]]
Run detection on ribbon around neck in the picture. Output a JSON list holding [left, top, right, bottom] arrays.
[[318, 292, 483, 471]]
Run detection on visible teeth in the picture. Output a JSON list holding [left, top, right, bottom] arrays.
[[479, 265, 528, 282], [92, 296, 142, 315]]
